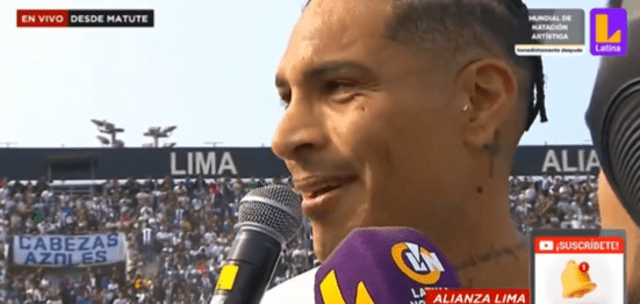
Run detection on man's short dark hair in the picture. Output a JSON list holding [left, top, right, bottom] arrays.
[[304, 0, 548, 132]]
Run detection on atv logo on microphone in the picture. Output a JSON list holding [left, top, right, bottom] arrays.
[[391, 242, 444, 285]]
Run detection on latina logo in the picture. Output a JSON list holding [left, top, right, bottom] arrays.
[[590, 8, 627, 56], [390, 242, 445, 285]]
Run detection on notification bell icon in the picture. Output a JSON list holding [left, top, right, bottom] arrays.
[[561, 260, 597, 298]]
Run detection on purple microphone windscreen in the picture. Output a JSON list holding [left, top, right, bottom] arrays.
[[314, 227, 461, 304]]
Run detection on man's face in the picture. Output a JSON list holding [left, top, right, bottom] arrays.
[[272, 0, 467, 260]]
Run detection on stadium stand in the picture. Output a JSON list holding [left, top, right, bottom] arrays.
[[0, 174, 599, 304]]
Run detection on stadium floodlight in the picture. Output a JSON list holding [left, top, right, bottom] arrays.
[[96, 136, 110, 146], [143, 127, 156, 137], [145, 125, 177, 148], [91, 119, 124, 148], [90, 119, 106, 127], [162, 126, 177, 133]]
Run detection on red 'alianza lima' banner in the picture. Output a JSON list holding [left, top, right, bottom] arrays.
[[426, 289, 530, 304]]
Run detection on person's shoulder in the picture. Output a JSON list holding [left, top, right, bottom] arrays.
[[260, 267, 318, 304]]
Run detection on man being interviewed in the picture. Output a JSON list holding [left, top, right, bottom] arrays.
[[263, 0, 547, 302], [597, 171, 640, 303]]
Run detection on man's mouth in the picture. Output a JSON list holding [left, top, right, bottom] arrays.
[[307, 183, 343, 199], [294, 175, 358, 214], [295, 175, 357, 198]]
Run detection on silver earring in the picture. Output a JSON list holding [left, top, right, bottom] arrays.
[[462, 104, 470, 112]]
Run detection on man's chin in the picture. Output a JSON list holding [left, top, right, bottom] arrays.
[[310, 203, 373, 262], [311, 222, 358, 262]]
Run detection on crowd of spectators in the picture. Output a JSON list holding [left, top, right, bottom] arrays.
[[0, 176, 314, 304], [0, 173, 600, 304], [509, 174, 601, 234]]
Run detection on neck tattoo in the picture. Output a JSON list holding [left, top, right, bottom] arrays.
[[454, 239, 528, 272]]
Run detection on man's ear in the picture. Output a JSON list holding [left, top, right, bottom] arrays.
[[457, 58, 519, 149]]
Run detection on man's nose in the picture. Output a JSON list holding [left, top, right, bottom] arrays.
[[271, 100, 328, 161]]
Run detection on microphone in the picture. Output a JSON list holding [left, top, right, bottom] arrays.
[[586, 15, 640, 228], [210, 185, 303, 304], [315, 227, 461, 304]]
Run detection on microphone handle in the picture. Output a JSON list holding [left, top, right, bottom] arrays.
[[211, 228, 283, 304]]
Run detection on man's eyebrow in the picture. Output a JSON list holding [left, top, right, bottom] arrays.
[[275, 61, 375, 89]]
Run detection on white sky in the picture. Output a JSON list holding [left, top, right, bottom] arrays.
[[0, 0, 612, 148]]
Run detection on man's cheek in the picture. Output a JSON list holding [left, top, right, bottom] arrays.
[[334, 112, 387, 161]]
